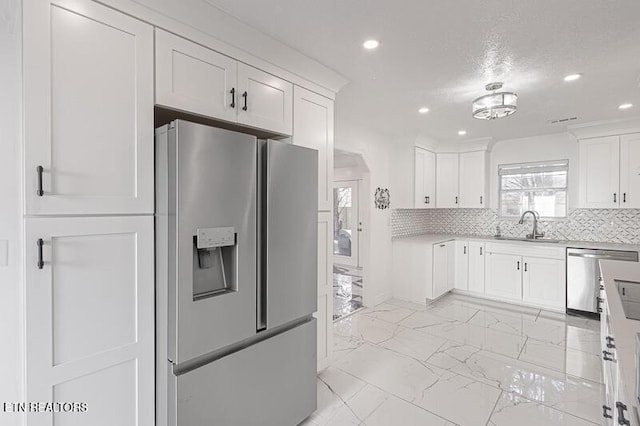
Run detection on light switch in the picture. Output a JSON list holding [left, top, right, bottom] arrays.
[[0, 240, 7, 267]]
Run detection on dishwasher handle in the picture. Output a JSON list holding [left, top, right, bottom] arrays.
[[567, 252, 637, 261]]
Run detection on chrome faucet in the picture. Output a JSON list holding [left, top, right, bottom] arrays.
[[518, 210, 544, 239]]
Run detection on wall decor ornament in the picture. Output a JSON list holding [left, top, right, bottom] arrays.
[[374, 187, 390, 209]]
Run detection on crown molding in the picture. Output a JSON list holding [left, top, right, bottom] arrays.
[[568, 116, 640, 140]]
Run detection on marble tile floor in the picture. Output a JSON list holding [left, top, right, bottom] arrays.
[[333, 264, 364, 320], [302, 293, 604, 426]]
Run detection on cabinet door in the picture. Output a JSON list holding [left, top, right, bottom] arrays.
[[620, 133, 640, 208], [579, 136, 620, 208], [485, 252, 522, 300], [25, 216, 154, 426], [155, 29, 238, 122], [436, 153, 459, 208], [454, 241, 469, 290], [468, 242, 485, 293], [522, 257, 566, 310], [315, 212, 333, 370], [433, 243, 449, 298], [237, 63, 293, 135], [24, 0, 154, 215], [414, 147, 436, 208], [459, 151, 487, 208], [293, 87, 334, 211]]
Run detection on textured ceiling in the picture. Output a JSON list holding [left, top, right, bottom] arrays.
[[205, 0, 640, 142]]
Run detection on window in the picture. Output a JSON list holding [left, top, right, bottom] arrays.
[[499, 160, 568, 218]]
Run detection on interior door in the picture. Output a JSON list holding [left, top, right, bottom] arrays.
[[265, 140, 318, 330], [24, 0, 154, 215], [25, 216, 154, 426], [333, 180, 360, 267]]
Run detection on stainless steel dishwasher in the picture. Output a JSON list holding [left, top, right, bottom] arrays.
[[567, 248, 638, 316]]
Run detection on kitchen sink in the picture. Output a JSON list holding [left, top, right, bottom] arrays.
[[493, 236, 561, 243]]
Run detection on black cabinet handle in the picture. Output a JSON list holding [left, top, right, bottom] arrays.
[[623, 192, 626, 203], [242, 91, 248, 111], [463, 246, 467, 255], [480, 195, 483, 204], [606, 336, 615, 349], [230, 88, 236, 108], [597, 296, 604, 313], [426, 196, 430, 204], [37, 238, 44, 269], [602, 350, 615, 361], [480, 247, 483, 255], [455, 196, 458, 204], [517, 261, 520, 270], [524, 262, 528, 272], [614, 193, 617, 203], [602, 405, 612, 419], [424, 196, 428, 204], [616, 402, 630, 426], [36, 165, 44, 196]]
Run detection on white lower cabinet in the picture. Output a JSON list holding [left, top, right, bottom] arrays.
[[454, 240, 469, 291], [433, 241, 455, 299], [25, 216, 154, 426], [521, 256, 566, 310], [468, 242, 485, 293], [485, 252, 522, 301]]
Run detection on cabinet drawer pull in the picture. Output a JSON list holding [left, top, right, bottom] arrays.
[[623, 192, 626, 203], [424, 196, 428, 204], [602, 405, 613, 419], [606, 336, 615, 349], [517, 261, 520, 270], [614, 193, 617, 203], [37, 238, 44, 269], [242, 91, 248, 111], [455, 196, 458, 204], [602, 350, 615, 362], [230, 87, 236, 108], [36, 165, 44, 196], [524, 262, 528, 272], [616, 401, 630, 425]]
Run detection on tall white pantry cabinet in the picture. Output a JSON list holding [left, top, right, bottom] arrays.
[[21, 0, 337, 424]]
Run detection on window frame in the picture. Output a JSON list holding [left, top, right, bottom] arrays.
[[498, 159, 569, 219]]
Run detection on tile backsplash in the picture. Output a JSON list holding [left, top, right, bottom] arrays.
[[391, 208, 640, 244]]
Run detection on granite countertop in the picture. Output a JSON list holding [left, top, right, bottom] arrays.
[[600, 260, 640, 419], [394, 233, 640, 252]]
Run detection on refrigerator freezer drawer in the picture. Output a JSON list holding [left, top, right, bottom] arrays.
[[175, 319, 317, 426]]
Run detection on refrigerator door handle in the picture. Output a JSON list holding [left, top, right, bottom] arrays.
[[256, 140, 267, 332]]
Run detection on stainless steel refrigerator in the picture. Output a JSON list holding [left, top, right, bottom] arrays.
[[155, 120, 318, 426]]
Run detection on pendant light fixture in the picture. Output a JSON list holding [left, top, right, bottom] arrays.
[[472, 82, 517, 120]]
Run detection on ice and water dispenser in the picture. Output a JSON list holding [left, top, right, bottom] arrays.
[[192, 227, 237, 301]]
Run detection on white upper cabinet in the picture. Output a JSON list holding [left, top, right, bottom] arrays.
[[414, 147, 436, 208], [459, 151, 487, 208], [292, 87, 334, 211], [619, 133, 640, 208], [155, 30, 293, 135], [579, 136, 621, 208], [155, 29, 237, 122], [237, 63, 293, 135], [24, 0, 154, 215], [468, 242, 485, 293], [436, 153, 459, 208]]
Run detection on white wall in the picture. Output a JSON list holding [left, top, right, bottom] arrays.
[[0, 0, 23, 424], [489, 132, 579, 210], [334, 117, 394, 306]]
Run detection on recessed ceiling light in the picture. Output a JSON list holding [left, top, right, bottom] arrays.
[[363, 39, 379, 50], [418, 107, 430, 114], [564, 74, 582, 82], [619, 103, 633, 110], [458, 130, 467, 136]]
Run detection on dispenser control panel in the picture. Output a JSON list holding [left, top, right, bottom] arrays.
[[196, 227, 235, 249]]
